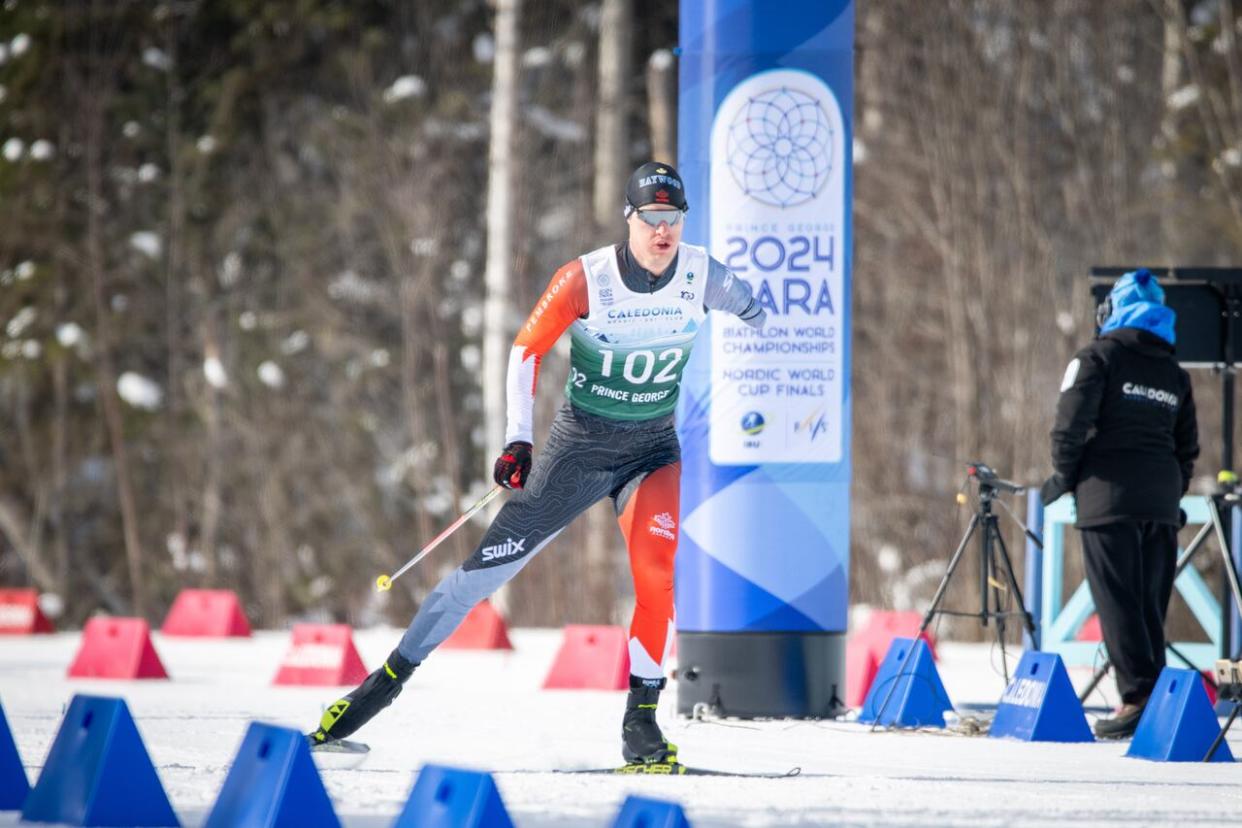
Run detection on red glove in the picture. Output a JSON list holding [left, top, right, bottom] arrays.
[[493, 441, 533, 489]]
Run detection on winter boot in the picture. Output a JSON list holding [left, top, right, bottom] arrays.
[[1093, 699, 1147, 740], [308, 648, 417, 746], [621, 675, 677, 764]]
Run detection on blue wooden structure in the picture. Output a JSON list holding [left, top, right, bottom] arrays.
[[1028, 494, 1235, 670]]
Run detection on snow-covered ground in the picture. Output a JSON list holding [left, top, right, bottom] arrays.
[[1, 627, 1239, 826]]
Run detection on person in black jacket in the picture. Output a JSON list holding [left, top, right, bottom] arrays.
[[1041, 268, 1198, 739]]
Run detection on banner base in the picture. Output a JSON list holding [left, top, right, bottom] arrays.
[[675, 631, 846, 718]]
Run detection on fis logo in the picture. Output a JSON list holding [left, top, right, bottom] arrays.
[[481, 537, 527, 562], [649, 512, 676, 540], [741, 411, 765, 435], [685, 271, 695, 283], [794, 410, 829, 441]]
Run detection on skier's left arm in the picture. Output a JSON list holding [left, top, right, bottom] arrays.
[[704, 257, 766, 328]]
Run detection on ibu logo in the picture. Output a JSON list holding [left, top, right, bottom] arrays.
[[740, 411, 765, 435]]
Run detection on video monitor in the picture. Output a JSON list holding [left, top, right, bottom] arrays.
[[1089, 267, 1242, 368]]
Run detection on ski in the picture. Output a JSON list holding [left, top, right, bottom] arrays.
[[302, 741, 798, 778], [308, 737, 370, 770], [308, 737, 370, 755], [505, 764, 802, 778]]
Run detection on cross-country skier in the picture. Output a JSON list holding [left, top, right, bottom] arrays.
[[308, 162, 766, 768]]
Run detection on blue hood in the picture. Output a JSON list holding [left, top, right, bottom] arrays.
[[1099, 268, 1176, 345]]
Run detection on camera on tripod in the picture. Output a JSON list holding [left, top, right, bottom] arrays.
[[870, 461, 1042, 724], [966, 462, 1025, 495], [1218, 659, 1242, 703]]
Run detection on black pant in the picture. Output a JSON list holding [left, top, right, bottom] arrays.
[[1080, 521, 1178, 705]]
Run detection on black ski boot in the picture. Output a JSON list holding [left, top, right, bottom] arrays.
[[621, 675, 677, 765], [308, 648, 417, 746]]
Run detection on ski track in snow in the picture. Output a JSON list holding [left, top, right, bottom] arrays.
[[1, 628, 1239, 826]]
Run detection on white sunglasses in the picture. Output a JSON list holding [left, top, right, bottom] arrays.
[[635, 209, 685, 228]]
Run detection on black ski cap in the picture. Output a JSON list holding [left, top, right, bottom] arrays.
[[625, 162, 688, 214]]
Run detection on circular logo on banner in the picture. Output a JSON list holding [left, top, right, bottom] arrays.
[[725, 86, 834, 208], [740, 411, 766, 435]]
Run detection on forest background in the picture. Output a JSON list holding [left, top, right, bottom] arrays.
[[2, 0, 1240, 639]]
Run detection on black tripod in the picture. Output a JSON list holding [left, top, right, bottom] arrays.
[[870, 463, 1040, 728]]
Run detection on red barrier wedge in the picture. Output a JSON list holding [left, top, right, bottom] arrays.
[[845, 637, 881, 708], [844, 611, 937, 706], [1203, 670, 1218, 707], [542, 624, 629, 690], [1076, 614, 1103, 642], [859, 610, 938, 658], [0, 588, 53, 634], [273, 624, 369, 686], [67, 618, 168, 680], [442, 600, 513, 650], [161, 589, 252, 637]]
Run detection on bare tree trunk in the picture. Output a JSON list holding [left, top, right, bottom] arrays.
[[1158, 5, 1186, 260], [1162, 0, 1242, 232], [432, 337, 468, 558], [256, 470, 290, 626], [0, 498, 55, 590], [483, 0, 521, 463], [646, 48, 676, 164], [594, 0, 631, 226], [583, 0, 634, 599], [162, 5, 197, 583], [51, 336, 70, 597], [85, 91, 147, 618], [399, 279, 437, 552], [198, 323, 224, 582]]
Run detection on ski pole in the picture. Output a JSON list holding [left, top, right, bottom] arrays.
[[375, 484, 505, 592]]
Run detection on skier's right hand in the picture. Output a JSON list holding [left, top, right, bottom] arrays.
[[493, 441, 533, 489]]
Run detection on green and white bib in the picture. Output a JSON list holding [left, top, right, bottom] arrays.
[[566, 243, 709, 420]]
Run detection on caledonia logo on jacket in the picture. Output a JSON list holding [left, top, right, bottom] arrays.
[[606, 306, 684, 321], [1121, 382, 1178, 410]]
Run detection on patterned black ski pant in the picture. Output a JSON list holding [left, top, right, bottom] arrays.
[[397, 403, 682, 678]]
